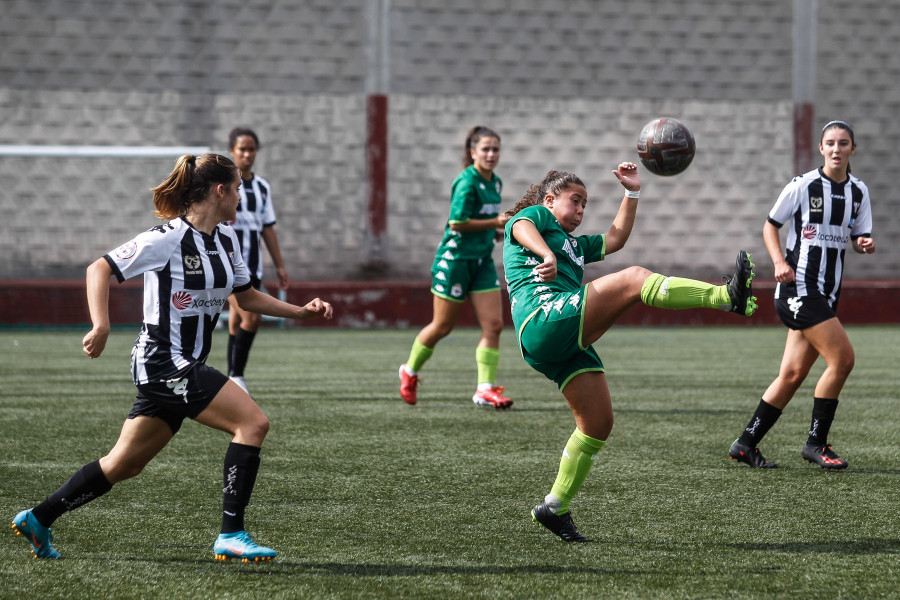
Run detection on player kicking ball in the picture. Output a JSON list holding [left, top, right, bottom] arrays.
[[503, 164, 755, 541]]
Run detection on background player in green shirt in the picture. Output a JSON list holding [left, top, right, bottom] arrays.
[[504, 163, 756, 542], [399, 126, 513, 409]]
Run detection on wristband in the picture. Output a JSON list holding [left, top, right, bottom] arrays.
[[625, 189, 640, 199]]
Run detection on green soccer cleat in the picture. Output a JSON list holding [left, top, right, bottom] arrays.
[[724, 250, 757, 317], [531, 502, 591, 543], [213, 531, 276, 562], [11, 509, 61, 559]]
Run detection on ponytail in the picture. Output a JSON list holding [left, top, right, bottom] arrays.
[[151, 153, 237, 220]]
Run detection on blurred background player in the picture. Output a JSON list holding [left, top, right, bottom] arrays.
[[728, 120, 875, 470], [399, 126, 513, 409], [225, 127, 289, 393], [11, 153, 333, 561], [504, 164, 756, 542]]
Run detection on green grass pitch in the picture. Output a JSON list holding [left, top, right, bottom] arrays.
[[1, 325, 898, 599]]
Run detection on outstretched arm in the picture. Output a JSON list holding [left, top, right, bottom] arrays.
[[605, 162, 641, 255], [234, 286, 333, 321], [83, 258, 113, 358]]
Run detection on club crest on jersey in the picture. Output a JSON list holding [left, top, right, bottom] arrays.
[[809, 195, 823, 216], [183, 255, 202, 275], [172, 291, 192, 310], [114, 241, 137, 260], [802, 225, 817, 240], [228, 251, 235, 264], [451, 284, 463, 298]]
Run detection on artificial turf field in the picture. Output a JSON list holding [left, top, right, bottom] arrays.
[[1, 325, 897, 599]]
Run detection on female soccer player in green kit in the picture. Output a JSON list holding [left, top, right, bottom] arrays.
[[399, 126, 513, 409], [503, 163, 756, 541]]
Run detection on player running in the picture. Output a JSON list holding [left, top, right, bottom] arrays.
[[399, 126, 513, 409], [504, 163, 756, 542], [11, 153, 332, 561]]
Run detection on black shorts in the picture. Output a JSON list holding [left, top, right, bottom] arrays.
[[130, 363, 229, 435], [774, 295, 837, 330]]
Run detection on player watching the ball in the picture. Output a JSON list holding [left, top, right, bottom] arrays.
[[728, 119, 875, 470], [11, 153, 333, 561], [503, 163, 756, 542]]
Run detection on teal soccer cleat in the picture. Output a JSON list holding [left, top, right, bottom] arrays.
[[11, 509, 61, 559], [213, 531, 277, 562]]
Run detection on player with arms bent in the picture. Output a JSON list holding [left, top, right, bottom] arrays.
[[399, 126, 513, 409], [504, 163, 756, 542], [728, 120, 875, 470], [11, 153, 332, 561]]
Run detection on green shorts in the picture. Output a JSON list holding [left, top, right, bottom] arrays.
[[516, 285, 604, 390], [431, 255, 500, 302]]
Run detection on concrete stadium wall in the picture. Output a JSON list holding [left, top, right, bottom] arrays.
[[1, 1, 896, 321]]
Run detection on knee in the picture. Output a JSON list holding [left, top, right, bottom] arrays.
[[481, 317, 504, 337], [101, 457, 147, 484], [626, 266, 654, 293], [242, 414, 270, 445], [832, 349, 855, 378], [779, 366, 809, 389]]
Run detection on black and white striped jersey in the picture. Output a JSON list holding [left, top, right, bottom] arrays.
[[767, 167, 873, 307], [227, 175, 277, 282], [104, 217, 252, 384]]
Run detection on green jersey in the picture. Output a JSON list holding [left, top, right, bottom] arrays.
[[434, 165, 503, 261], [503, 204, 606, 327]]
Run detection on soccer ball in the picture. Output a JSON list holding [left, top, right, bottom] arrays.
[[636, 117, 696, 176]]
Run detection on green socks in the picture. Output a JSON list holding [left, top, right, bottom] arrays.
[[475, 346, 500, 386], [548, 429, 606, 515], [406, 338, 434, 373], [640, 273, 731, 310]]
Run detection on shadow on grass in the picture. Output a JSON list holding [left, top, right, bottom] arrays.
[[722, 538, 900, 555]]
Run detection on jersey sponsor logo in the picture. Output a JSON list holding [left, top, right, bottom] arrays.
[[172, 291, 192, 310], [817, 232, 849, 244], [802, 225, 817, 240], [191, 297, 227, 309], [479, 203, 502, 215], [561, 239, 585, 268], [451, 284, 463, 297], [114, 241, 137, 260]]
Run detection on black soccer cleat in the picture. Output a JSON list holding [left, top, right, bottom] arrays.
[[724, 250, 757, 317], [729, 439, 778, 468], [531, 502, 591, 542], [802, 443, 848, 470]]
